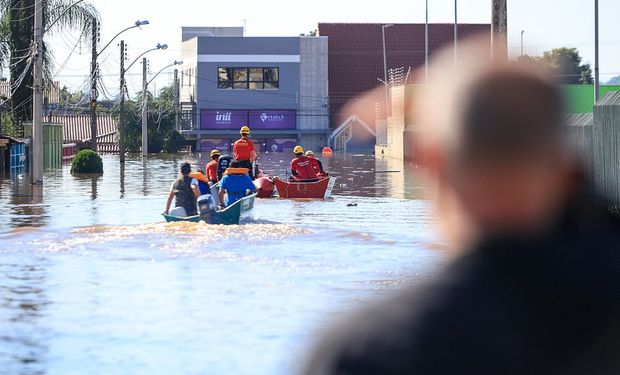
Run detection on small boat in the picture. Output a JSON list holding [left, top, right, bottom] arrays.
[[254, 176, 275, 198], [163, 193, 256, 225], [273, 177, 336, 199]]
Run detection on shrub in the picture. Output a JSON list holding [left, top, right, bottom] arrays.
[[71, 149, 103, 174]]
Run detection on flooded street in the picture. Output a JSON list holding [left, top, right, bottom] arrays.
[[0, 153, 442, 374]]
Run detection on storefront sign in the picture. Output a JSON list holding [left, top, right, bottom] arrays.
[[249, 110, 296, 129], [265, 138, 296, 153], [200, 139, 231, 154], [200, 110, 247, 130]]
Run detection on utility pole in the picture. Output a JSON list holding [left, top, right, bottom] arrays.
[[31, 0, 43, 184], [141, 57, 148, 157], [381, 24, 390, 117], [454, 0, 458, 65], [90, 18, 98, 151], [424, 0, 429, 83], [594, 0, 600, 102], [174, 68, 179, 131], [491, 0, 508, 60], [119, 40, 126, 162]]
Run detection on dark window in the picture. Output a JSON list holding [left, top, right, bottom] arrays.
[[217, 67, 279, 90]]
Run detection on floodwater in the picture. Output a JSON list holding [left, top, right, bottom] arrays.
[[0, 153, 442, 374]]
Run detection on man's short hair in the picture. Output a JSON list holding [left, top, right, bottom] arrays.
[[455, 67, 565, 163], [181, 162, 191, 174]]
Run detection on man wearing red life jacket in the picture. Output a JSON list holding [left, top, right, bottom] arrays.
[[290, 146, 318, 181], [205, 149, 221, 183], [233, 126, 256, 179], [305, 150, 328, 178]]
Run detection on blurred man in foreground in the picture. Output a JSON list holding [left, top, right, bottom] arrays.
[[302, 39, 620, 374]]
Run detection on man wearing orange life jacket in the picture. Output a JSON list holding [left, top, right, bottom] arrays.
[[233, 126, 256, 179], [205, 149, 221, 183], [290, 146, 318, 181]]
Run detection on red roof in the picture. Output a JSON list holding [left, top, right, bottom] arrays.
[[44, 114, 117, 143], [318, 23, 491, 126]]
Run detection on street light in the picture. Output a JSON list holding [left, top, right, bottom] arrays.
[[594, 0, 599, 102], [425, 0, 429, 83], [126, 43, 168, 72], [381, 24, 393, 118], [90, 20, 149, 153], [147, 60, 183, 87], [520, 30, 525, 57], [118, 43, 167, 162], [98, 20, 149, 58], [141, 60, 183, 157]]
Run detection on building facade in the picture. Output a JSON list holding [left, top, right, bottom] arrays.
[[318, 23, 491, 150], [180, 28, 329, 154]]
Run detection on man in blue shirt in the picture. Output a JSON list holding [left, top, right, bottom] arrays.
[[218, 161, 256, 209]]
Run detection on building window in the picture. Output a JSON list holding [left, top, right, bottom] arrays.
[[218, 67, 279, 90]]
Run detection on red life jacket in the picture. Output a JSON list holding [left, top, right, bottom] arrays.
[[308, 157, 324, 175], [206, 160, 218, 182], [291, 156, 318, 180], [233, 138, 255, 161]]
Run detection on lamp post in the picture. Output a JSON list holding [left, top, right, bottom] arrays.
[[520, 30, 524, 56], [141, 59, 182, 157], [425, 0, 429, 83], [90, 20, 148, 152], [594, 0, 599, 102], [454, 0, 458, 65], [118, 43, 167, 160], [381, 24, 393, 118]]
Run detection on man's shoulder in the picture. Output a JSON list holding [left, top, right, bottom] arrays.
[[303, 253, 529, 375]]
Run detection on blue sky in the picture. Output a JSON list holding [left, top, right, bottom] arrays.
[[45, 0, 620, 98]]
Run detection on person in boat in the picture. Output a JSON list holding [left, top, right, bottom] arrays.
[[218, 160, 256, 209], [305, 150, 328, 178], [164, 162, 201, 217], [205, 149, 221, 184], [189, 169, 210, 195], [290, 146, 318, 181], [233, 125, 257, 179]]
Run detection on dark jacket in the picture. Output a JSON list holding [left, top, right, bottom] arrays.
[[302, 191, 620, 375]]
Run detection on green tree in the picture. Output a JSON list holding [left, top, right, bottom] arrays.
[[116, 86, 185, 154], [0, 0, 98, 123], [299, 30, 317, 36], [520, 47, 593, 84]]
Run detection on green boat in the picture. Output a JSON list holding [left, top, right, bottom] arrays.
[[162, 193, 256, 225]]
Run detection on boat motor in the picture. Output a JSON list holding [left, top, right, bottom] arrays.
[[217, 155, 232, 180], [197, 194, 217, 217]]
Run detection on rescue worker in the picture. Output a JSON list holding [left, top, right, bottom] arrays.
[[218, 161, 256, 209], [164, 162, 201, 216], [233, 126, 256, 179], [305, 150, 328, 178], [205, 149, 221, 183], [290, 146, 318, 181]]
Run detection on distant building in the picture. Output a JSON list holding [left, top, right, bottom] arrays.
[[0, 79, 61, 105], [179, 27, 329, 153], [318, 23, 491, 150]]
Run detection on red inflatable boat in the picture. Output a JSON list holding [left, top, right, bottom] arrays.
[[273, 177, 335, 199]]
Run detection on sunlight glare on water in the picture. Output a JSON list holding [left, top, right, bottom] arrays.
[[0, 153, 441, 374]]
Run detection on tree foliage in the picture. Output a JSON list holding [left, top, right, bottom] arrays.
[[0, 0, 98, 124], [519, 47, 593, 84], [71, 149, 103, 174], [115, 85, 185, 154]]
